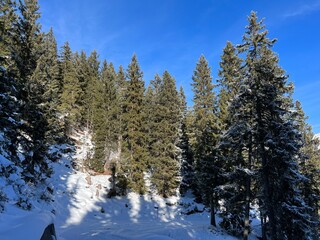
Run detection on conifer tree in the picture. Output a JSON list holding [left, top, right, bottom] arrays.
[[9, 0, 50, 182], [121, 54, 147, 194], [143, 82, 157, 165], [32, 28, 62, 143], [85, 50, 100, 129], [58, 42, 81, 133], [219, 12, 315, 239], [91, 61, 119, 172], [144, 74, 162, 167], [178, 86, 194, 194], [294, 101, 320, 238], [191, 55, 220, 226], [115, 65, 126, 160], [0, 0, 17, 70], [0, 0, 19, 159], [150, 71, 181, 197], [215, 41, 248, 237], [217, 41, 242, 131], [74, 50, 90, 125]]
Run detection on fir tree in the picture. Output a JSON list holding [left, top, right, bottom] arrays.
[[191, 55, 220, 226]]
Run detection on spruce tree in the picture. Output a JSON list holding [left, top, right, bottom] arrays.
[[215, 41, 249, 237], [74, 50, 90, 126], [144, 74, 162, 167], [294, 100, 320, 239], [220, 11, 315, 239], [0, 0, 17, 70], [143, 82, 157, 166], [9, 0, 50, 182], [58, 42, 81, 134], [191, 55, 220, 226], [178, 86, 194, 194], [32, 28, 62, 144], [121, 54, 147, 194], [115, 65, 126, 160], [91, 60, 119, 172], [0, 0, 19, 159], [150, 71, 181, 197], [217, 41, 242, 131], [85, 50, 100, 129]]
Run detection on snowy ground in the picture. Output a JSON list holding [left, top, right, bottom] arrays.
[[49, 154, 237, 240], [0, 131, 262, 239]]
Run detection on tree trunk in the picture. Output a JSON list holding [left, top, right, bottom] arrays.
[[244, 136, 252, 240], [259, 199, 267, 240], [257, 101, 276, 239], [210, 194, 216, 227]]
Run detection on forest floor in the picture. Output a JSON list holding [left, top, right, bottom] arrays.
[[0, 131, 262, 239]]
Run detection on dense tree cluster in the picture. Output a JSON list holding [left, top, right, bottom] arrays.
[[0, 1, 319, 239]]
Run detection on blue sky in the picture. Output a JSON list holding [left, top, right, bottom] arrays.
[[38, 0, 320, 133]]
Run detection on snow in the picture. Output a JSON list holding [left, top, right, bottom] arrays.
[[0, 132, 250, 239], [0, 154, 12, 167], [49, 156, 237, 240], [0, 207, 53, 240]]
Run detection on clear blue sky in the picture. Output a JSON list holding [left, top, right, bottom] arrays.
[[38, 0, 320, 133]]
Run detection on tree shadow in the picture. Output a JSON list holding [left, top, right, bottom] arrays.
[[50, 143, 227, 240]]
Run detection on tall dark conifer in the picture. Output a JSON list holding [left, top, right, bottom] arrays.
[[58, 42, 81, 133], [215, 41, 249, 237], [294, 101, 320, 239], [219, 12, 315, 239], [178, 86, 194, 194], [150, 71, 181, 197], [121, 54, 147, 194], [74, 50, 90, 125], [32, 28, 62, 143], [91, 61, 119, 172], [10, 0, 49, 182], [217, 41, 242, 131], [191, 55, 220, 226], [0, 0, 19, 160]]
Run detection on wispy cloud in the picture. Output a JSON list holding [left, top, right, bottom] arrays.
[[284, 0, 320, 18]]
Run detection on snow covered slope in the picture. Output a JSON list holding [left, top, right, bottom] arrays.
[[0, 138, 258, 239], [49, 156, 237, 240]]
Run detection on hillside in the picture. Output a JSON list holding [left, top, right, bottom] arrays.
[[0, 139, 249, 240]]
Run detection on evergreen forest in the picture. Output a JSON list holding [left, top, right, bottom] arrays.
[[0, 1, 319, 239]]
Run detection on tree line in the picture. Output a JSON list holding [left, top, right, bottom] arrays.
[[0, 0, 319, 239]]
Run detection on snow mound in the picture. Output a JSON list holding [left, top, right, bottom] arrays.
[[0, 207, 54, 240]]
